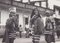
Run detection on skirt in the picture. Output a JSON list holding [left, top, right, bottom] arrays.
[[45, 34, 55, 43]]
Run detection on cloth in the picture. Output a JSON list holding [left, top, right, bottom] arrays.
[[44, 18, 55, 43], [44, 19, 54, 35], [45, 34, 55, 43], [2, 17, 17, 43], [30, 15, 44, 35], [32, 35, 40, 43], [19, 27, 23, 31]]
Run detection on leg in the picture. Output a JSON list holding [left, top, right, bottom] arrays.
[[45, 34, 51, 43], [56, 31, 60, 39], [9, 38, 14, 43], [2, 31, 6, 42], [20, 31, 21, 38], [32, 35, 40, 43], [20, 31, 22, 38]]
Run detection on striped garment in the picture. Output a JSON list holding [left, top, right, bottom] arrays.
[[32, 35, 40, 43], [9, 32, 16, 38]]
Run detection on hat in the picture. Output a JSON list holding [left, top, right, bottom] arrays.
[[9, 7, 16, 13]]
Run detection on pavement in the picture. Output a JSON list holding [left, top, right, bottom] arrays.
[[14, 36, 46, 43], [0, 35, 60, 43]]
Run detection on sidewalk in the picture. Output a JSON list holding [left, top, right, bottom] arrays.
[[14, 38, 60, 43], [0, 35, 60, 43], [55, 35, 60, 43], [56, 41, 60, 43]]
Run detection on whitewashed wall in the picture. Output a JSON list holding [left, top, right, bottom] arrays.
[[1, 10, 9, 25]]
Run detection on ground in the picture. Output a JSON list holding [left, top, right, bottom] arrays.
[[0, 35, 60, 43]]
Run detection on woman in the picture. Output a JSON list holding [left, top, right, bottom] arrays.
[[30, 8, 44, 43], [44, 18, 55, 43]]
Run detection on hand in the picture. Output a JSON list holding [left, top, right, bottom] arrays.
[[32, 15, 37, 19]]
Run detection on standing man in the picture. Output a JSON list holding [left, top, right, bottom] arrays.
[[19, 25, 23, 38], [2, 7, 18, 43]]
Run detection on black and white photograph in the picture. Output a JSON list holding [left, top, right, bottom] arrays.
[[0, 0, 60, 43]]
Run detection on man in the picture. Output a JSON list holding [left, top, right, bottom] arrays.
[[19, 25, 23, 38], [2, 7, 18, 43]]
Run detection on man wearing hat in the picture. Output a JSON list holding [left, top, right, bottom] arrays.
[[2, 7, 18, 43]]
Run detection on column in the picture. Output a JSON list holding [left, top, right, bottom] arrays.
[[46, 0, 48, 8]]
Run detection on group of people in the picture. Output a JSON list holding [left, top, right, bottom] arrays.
[[2, 11, 18, 43], [30, 8, 55, 43], [2, 7, 60, 43]]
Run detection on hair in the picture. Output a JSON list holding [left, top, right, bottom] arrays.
[[31, 8, 41, 18]]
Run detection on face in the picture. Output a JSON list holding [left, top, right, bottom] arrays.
[[10, 12, 17, 20], [34, 9, 39, 15]]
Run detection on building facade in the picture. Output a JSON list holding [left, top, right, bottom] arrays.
[[0, 0, 54, 31], [48, 0, 60, 10]]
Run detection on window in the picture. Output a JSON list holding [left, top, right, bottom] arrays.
[[41, 2, 46, 8], [0, 0, 11, 4], [14, 0, 22, 2], [25, 18, 28, 24], [34, 2, 40, 6], [30, 0, 46, 2], [14, 0, 22, 1], [22, 0, 28, 3]]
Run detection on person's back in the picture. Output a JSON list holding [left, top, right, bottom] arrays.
[[44, 18, 55, 43]]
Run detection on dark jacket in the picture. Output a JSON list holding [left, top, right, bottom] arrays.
[[44, 19, 55, 42], [30, 15, 44, 35], [2, 17, 17, 43]]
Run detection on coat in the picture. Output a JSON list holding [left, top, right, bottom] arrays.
[[44, 19, 55, 42], [2, 17, 17, 43], [30, 15, 44, 35]]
